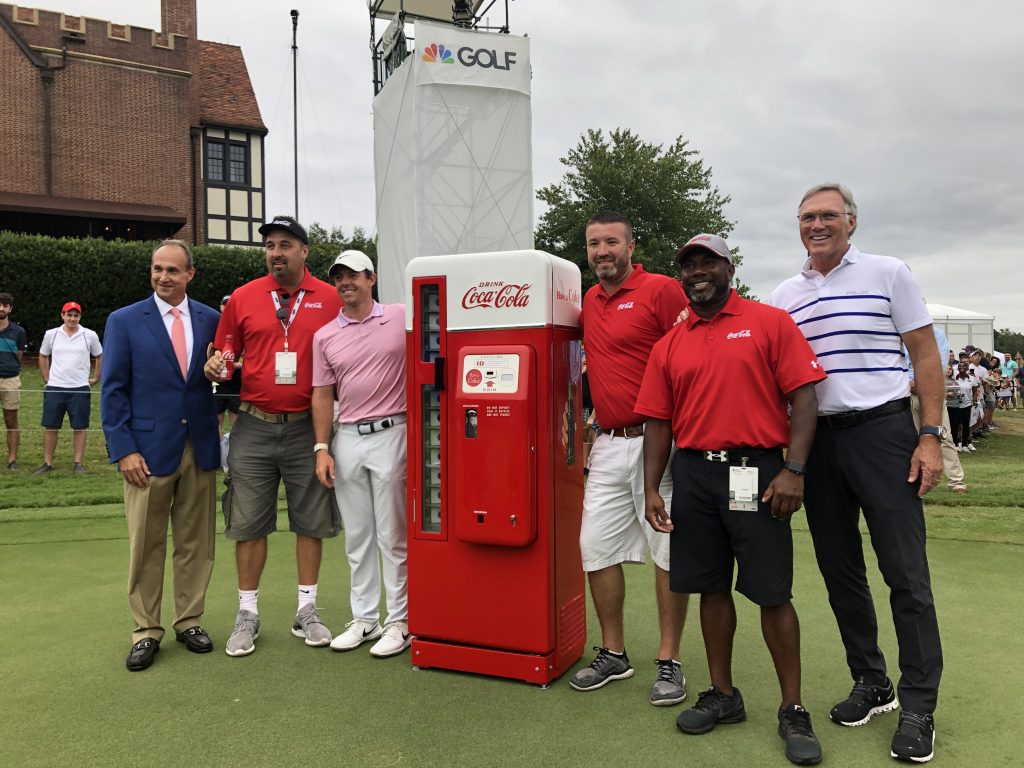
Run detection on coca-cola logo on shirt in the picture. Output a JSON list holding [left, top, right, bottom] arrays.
[[461, 281, 531, 310]]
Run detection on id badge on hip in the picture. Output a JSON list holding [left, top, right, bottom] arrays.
[[275, 351, 297, 385], [729, 466, 759, 512]]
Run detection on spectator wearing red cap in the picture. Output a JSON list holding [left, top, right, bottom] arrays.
[[36, 302, 102, 473]]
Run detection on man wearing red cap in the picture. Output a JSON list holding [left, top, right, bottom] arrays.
[[36, 302, 102, 474]]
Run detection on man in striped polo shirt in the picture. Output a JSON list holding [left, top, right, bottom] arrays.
[[770, 183, 944, 764]]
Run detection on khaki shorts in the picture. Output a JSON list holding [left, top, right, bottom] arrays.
[[0, 375, 21, 410]]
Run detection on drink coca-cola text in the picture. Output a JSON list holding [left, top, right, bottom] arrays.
[[461, 282, 531, 310]]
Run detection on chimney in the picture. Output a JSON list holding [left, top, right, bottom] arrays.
[[161, 0, 197, 42]]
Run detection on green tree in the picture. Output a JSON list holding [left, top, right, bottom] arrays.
[[536, 128, 747, 294], [994, 328, 1024, 357], [305, 223, 377, 276]]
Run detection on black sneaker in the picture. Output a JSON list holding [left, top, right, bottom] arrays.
[[6, 460, 19, 470], [778, 705, 823, 765], [830, 677, 899, 726], [568, 646, 634, 691], [676, 686, 746, 734], [890, 711, 935, 763], [33, 463, 53, 474]]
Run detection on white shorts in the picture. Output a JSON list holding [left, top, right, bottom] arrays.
[[580, 432, 673, 572]]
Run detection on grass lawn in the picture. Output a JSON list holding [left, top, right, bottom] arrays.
[[1, 368, 1021, 766]]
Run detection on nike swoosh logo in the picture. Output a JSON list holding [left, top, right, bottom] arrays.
[[363, 628, 377, 637]]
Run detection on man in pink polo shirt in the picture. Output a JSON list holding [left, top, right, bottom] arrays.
[[311, 250, 410, 658]]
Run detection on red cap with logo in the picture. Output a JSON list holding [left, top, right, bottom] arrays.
[[62, 301, 82, 313]]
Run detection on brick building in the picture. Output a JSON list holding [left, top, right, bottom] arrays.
[[0, 0, 267, 245]]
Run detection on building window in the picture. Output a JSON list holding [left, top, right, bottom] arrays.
[[206, 141, 224, 182], [229, 145, 247, 184], [206, 139, 247, 185]]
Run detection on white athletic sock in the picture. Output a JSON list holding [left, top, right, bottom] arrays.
[[298, 583, 317, 610], [239, 589, 258, 615]]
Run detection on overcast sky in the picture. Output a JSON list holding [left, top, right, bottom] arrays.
[[56, 1, 1024, 331]]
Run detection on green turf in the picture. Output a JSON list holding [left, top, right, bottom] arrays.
[[1, 369, 1022, 766]]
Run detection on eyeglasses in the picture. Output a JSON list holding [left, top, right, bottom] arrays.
[[798, 211, 849, 225]]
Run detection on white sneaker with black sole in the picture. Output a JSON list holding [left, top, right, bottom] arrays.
[[370, 621, 412, 657], [330, 618, 383, 651]]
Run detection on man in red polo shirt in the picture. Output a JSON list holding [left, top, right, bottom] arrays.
[[637, 234, 825, 765], [568, 211, 691, 707], [205, 215, 343, 657]]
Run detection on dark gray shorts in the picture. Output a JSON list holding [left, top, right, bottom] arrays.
[[223, 411, 340, 541]]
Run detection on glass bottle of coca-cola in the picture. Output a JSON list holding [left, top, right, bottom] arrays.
[[221, 334, 236, 379]]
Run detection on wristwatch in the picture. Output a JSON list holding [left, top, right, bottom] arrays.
[[313, 442, 329, 454], [783, 459, 806, 476], [918, 426, 947, 440]]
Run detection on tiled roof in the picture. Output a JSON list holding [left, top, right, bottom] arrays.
[[197, 40, 266, 132]]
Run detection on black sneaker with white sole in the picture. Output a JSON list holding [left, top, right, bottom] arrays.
[[830, 676, 899, 726], [890, 711, 935, 763], [569, 647, 634, 691]]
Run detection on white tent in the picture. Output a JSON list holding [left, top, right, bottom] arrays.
[[927, 303, 994, 353], [373, 20, 533, 305]]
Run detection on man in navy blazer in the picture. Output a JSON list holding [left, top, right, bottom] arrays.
[[102, 239, 221, 671]]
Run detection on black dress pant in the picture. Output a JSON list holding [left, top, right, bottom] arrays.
[[804, 408, 943, 714]]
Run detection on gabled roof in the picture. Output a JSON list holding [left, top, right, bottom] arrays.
[[196, 40, 266, 133]]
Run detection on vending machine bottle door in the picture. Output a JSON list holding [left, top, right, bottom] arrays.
[[451, 345, 537, 547]]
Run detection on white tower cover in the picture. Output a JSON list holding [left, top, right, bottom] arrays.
[[374, 20, 533, 305]]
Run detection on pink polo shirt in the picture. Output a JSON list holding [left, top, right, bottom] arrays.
[[312, 302, 406, 423]]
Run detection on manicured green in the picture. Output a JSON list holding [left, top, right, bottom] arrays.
[[1, 377, 1021, 766]]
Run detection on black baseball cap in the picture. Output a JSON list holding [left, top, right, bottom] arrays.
[[258, 217, 308, 245]]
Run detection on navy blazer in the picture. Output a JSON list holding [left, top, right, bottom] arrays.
[[101, 295, 221, 476]]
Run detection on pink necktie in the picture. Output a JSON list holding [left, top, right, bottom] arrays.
[[170, 307, 188, 379]]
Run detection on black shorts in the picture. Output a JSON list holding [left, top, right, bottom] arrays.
[[215, 369, 242, 415], [669, 448, 793, 606]]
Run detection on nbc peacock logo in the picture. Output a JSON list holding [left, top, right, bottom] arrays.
[[422, 43, 454, 64]]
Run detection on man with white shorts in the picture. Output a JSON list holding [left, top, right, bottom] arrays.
[[569, 211, 691, 706]]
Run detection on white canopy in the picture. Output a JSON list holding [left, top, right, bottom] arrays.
[[927, 303, 994, 353]]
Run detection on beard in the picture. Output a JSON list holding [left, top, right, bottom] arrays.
[[684, 280, 727, 306]]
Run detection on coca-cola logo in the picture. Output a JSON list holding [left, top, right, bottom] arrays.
[[555, 288, 580, 303], [461, 281, 531, 310]]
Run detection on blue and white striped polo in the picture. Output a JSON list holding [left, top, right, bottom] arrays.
[[770, 245, 932, 414]]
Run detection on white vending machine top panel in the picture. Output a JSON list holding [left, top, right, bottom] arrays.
[[405, 250, 581, 331]]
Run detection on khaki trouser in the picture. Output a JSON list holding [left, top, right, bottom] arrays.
[[124, 440, 216, 642], [910, 394, 965, 489]]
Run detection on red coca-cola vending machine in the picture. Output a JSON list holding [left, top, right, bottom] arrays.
[[405, 250, 585, 685]]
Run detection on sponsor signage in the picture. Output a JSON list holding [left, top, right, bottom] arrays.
[[413, 20, 530, 95]]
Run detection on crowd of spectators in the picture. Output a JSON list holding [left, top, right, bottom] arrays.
[[944, 345, 1020, 452]]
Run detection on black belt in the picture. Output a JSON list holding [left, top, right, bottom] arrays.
[[819, 397, 910, 429], [681, 447, 782, 463], [607, 424, 644, 438]]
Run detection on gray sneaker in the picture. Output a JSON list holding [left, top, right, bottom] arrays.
[[72, 462, 86, 474], [225, 610, 260, 657], [650, 658, 687, 706], [569, 646, 634, 691], [291, 603, 332, 647]]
